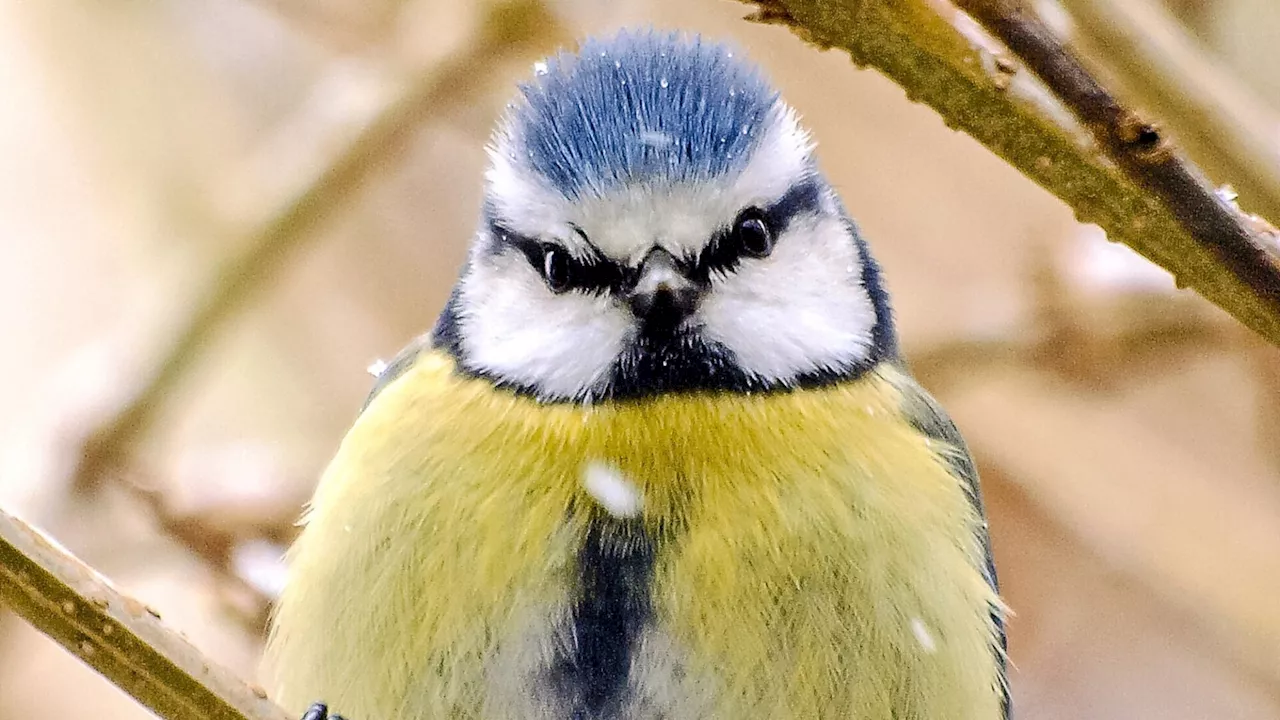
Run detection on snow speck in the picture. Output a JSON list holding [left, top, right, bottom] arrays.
[[366, 358, 388, 377], [582, 462, 643, 518], [910, 617, 937, 654], [232, 539, 289, 600], [638, 130, 674, 148]]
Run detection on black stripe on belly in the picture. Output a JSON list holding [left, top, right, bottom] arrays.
[[552, 516, 655, 718]]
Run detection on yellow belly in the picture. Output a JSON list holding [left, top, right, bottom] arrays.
[[266, 350, 1004, 719]]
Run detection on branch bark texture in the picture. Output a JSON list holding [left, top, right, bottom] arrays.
[[1057, 0, 1280, 234], [954, 0, 1280, 318], [0, 506, 291, 720], [742, 0, 1280, 346]]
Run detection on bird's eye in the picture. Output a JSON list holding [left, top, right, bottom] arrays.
[[733, 209, 774, 258], [542, 247, 572, 292]]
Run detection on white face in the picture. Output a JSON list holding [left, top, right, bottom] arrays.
[[451, 106, 882, 402]]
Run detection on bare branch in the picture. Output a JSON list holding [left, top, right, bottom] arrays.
[[1055, 0, 1280, 243], [952, 0, 1280, 321], [738, 0, 1280, 347], [0, 505, 291, 720], [71, 0, 564, 492], [118, 468, 281, 633]]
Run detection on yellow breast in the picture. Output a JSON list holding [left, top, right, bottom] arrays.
[[266, 350, 1005, 719]]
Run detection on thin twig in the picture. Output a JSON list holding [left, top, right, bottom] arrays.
[[119, 469, 280, 632], [739, 0, 1280, 347], [1055, 0, 1280, 231], [71, 0, 563, 492], [0, 505, 291, 720], [951, 0, 1280, 317], [906, 287, 1232, 391]]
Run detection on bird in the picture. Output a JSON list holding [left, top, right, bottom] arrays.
[[265, 29, 1009, 720]]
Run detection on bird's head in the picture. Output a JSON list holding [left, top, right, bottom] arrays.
[[434, 30, 896, 403]]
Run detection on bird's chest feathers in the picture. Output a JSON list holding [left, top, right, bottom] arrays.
[[311, 352, 999, 718], [354, 353, 947, 551]]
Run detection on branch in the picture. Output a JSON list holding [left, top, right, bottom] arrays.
[[739, 0, 1280, 347], [71, 0, 563, 491], [0, 505, 291, 720], [1055, 0, 1280, 233], [119, 468, 282, 633], [952, 0, 1280, 318]]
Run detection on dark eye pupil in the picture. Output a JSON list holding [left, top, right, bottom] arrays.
[[543, 248, 571, 292], [735, 212, 773, 257]]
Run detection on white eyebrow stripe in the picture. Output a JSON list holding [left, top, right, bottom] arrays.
[[484, 136, 578, 243], [728, 104, 815, 208], [483, 209, 601, 264], [482, 103, 816, 268]]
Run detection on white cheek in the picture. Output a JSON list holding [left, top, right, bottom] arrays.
[[457, 257, 632, 400], [697, 216, 876, 383]]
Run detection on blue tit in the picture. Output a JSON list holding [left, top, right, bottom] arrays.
[[265, 29, 1009, 720]]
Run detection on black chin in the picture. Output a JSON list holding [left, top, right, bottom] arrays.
[[603, 326, 759, 400]]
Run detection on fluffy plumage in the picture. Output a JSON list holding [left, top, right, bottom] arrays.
[[267, 354, 1007, 719], [454, 30, 887, 403], [266, 29, 1009, 720]]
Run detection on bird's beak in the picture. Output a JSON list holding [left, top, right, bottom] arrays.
[[628, 248, 700, 329]]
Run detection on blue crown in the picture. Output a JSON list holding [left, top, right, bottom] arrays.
[[508, 30, 780, 200]]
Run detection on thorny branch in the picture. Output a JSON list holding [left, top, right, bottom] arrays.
[[70, 0, 563, 493], [740, 0, 1280, 347], [0, 505, 291, 720]]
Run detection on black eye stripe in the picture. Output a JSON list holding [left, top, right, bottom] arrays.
[[486, 219, 632, 294], [483, 178, 824, 290], [763, 177, 824, 230], [690, 178, 824, 281]]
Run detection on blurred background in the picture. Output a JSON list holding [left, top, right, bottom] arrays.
[[2, 0, 1280, 717]]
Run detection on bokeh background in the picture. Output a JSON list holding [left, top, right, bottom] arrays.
[[2, 0, 1280, 718]]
